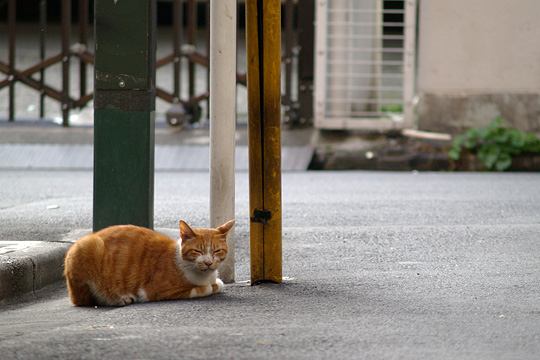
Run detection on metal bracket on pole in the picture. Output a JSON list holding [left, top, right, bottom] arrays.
[[93, 0, 156, 231], [246, 0, 283, 285], [251, 209, 272, 225]]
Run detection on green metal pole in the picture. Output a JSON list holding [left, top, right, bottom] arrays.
[[93, 0, 156, 231]]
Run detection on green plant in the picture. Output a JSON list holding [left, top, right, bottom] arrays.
[[380, 104, 403, 113], [449, 117, 540, 171]]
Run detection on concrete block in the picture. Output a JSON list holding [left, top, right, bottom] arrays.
[[417, 93, 540, 135], [0, 242, 72, 303], [33, 243, 71, 292], [0, 256, 35, 302]]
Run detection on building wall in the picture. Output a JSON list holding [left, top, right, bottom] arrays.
[[417, 0, 540, 134]]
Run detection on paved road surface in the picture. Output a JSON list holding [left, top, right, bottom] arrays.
[[1, 171, 539, 359]]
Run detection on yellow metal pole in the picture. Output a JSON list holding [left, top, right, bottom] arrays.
[[246, 0, 282, 284]]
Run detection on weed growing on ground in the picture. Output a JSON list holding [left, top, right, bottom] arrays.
[[449, 117, 540, 171]]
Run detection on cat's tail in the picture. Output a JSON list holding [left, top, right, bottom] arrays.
[[65, 275, 94, 306], [64, 234, 104, 306]]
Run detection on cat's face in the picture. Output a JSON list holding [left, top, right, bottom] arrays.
[[179, 220, 234, 272]]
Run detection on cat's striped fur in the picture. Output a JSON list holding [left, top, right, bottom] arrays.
[[64, 220, 234, 306]]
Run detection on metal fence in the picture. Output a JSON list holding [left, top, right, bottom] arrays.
[[314, 0, 416, 130], [0, 0, 313, 127]]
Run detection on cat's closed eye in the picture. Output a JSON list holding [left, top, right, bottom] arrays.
[[187, 250, 203, 257], [213, 249, 225, 256]]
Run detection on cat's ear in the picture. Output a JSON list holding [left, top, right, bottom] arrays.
[[216, 219, 235, 235], [179, 220, 197, 241]]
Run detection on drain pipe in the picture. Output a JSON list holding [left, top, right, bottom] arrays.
[[209, 0, 237, 283]]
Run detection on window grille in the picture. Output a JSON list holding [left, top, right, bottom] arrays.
[[315, 0, 417, 130]]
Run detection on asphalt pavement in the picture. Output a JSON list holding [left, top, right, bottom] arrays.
[[0, 170, 539, 359]]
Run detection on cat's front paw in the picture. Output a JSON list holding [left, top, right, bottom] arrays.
[[117, 294, 136, 306], [213, 278, 224, 294]]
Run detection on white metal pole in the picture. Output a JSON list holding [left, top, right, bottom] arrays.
[[403, 0, 417, 128], [210, 0, 237, 283]]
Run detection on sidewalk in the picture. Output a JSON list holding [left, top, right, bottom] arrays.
[[0, 122, 314, 171], [0, 170, 539, 359]]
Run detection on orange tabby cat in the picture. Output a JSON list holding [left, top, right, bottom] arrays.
[[64, 219, 234, 306]]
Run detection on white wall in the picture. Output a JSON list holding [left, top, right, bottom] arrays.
[[418, 0, 540, 93], [417, 0, 540, 133]]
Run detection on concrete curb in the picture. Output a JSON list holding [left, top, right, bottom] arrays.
[[0, 242, 71, 303], [0, 229, 91, 304], [0, 228, 178, 304]]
